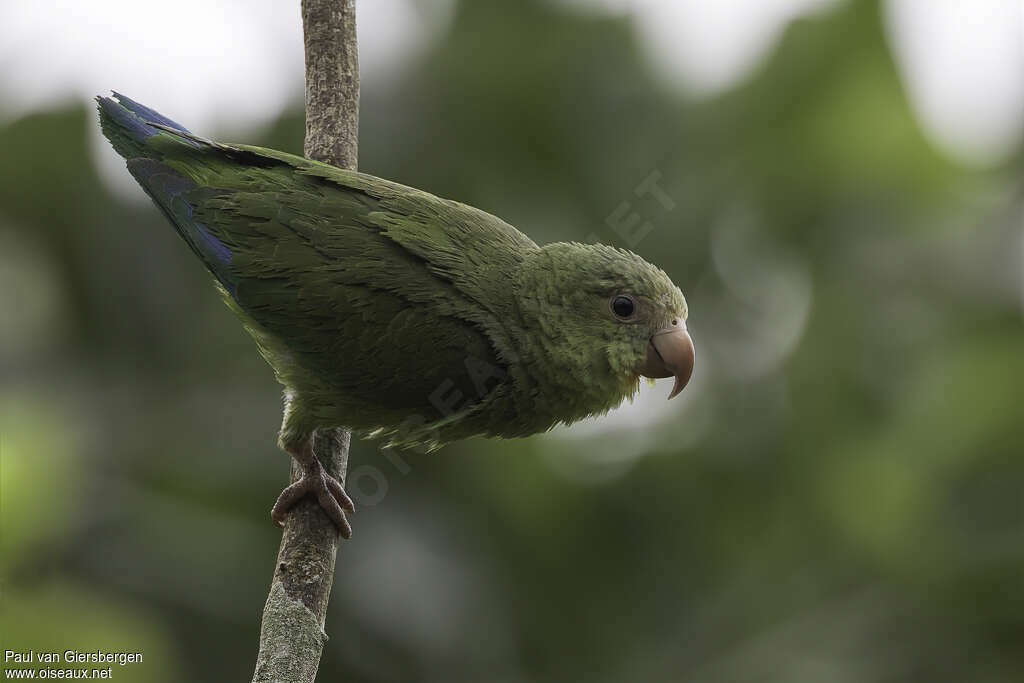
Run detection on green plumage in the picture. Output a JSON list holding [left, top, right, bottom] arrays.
[[97, 94, 689, 454]]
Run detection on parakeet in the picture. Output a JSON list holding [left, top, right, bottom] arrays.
[[97, 93, 694, 538]]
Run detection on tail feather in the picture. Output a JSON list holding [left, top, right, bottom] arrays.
[[125, 158, 235, 292], [96, 92, 201, 159], [98, 93, 238, 294], [109, 91, 191, 133]]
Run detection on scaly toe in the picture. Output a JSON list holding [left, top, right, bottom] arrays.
[[270, 478, 312, 527], [326, 475, 355, 514], [316, 484, 353, 539], [270, 467, 354, 538]]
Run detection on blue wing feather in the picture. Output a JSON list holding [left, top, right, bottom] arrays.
[[110, 92, 193, 135], [126, 158, 235, 293]]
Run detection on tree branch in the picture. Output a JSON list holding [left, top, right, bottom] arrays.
[[301, 0, 359, 170], [252, 2, 358, 681]]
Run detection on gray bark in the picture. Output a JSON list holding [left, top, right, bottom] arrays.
[[302, 0, 359, 170], [252, 2, 358, 681]]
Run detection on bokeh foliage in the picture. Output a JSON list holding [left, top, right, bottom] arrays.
[[2, 0, 1022, 680]]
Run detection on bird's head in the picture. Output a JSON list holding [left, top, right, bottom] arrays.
[[516, 242, 694, 403]]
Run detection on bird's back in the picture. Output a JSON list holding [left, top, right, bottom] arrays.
[[98, 93, 538, 446]]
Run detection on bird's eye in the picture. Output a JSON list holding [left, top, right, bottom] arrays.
[[610, 295, 635, 319]]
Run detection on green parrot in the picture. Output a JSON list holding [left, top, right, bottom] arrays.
[[97, 93, 694, 538]]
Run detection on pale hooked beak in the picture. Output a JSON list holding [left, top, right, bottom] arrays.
[[636, 322, 695, 400]]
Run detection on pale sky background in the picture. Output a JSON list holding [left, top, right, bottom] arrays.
[[1, 0, 1021, 165], [0, 0, 1020, 450]]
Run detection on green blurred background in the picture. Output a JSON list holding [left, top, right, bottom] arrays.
[[2, 0, 1023, 680]]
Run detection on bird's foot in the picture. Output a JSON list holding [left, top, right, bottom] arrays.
[[271, 454, 354, 538]]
